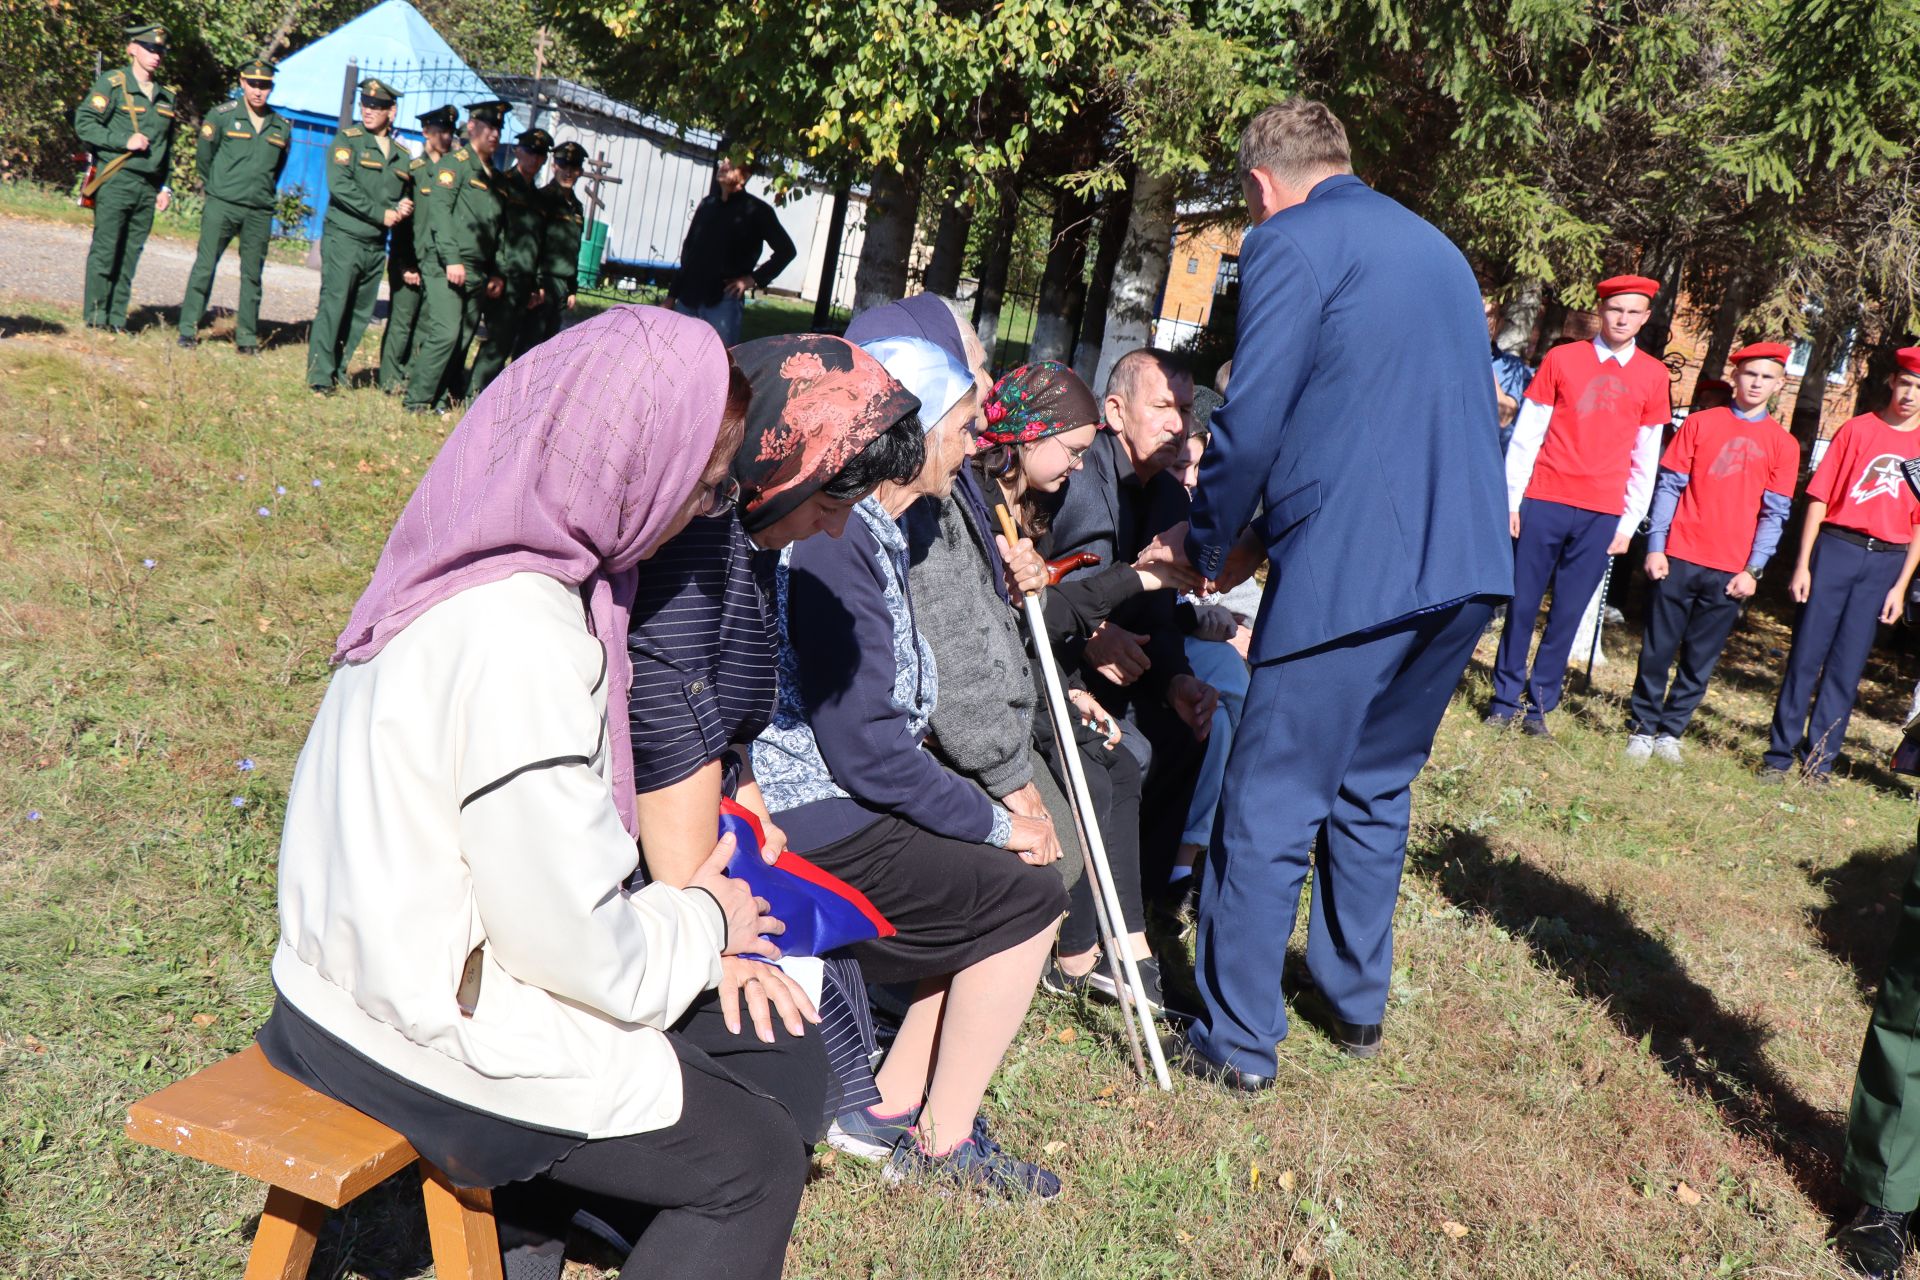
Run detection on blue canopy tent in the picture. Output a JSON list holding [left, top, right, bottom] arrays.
[[266, 0, 519, 239]]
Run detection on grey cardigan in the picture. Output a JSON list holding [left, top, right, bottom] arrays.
[[901, 489, 1036, 799]]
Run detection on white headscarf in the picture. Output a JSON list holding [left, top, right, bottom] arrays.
[[857, 336, 974, 431]]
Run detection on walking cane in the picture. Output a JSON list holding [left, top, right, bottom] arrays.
[[1584, 556, 1614, 690], [995, 505, 1173, 1091]]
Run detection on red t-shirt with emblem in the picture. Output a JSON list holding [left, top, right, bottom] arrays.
[[1662, 407, 1800, 573], [1522, 340, 1673, 515], [1807, 413, 1920, 544]]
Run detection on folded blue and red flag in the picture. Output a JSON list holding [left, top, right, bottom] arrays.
[[720, 798, 894, 956]]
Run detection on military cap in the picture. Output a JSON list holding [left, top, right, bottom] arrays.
[[1730, 341, 1791, 367], [465, 100, 511, 128], [1897, 348, 1920, 377], [551, 140, 588, 168], [518, 127, 553, 153], [358, 77, 400, 107], [237, 58, 275, 85], [126, 20, 168, 48], [1596, 274, 1660, 301], [418, 103, 459, 129]]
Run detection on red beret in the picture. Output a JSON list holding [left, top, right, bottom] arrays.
[[1898, 348, 1920, 376], [1596, 275, 1660, 300], [1730, 341, 1790, 365]]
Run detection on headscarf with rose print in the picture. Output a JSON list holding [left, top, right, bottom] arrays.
[[979, 360, 1101, 447], [730, 335, 921, 535]]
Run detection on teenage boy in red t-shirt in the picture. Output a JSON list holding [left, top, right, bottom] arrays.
[[1490, 275, 1673, 735], [1627, 343, 1797, 763], [1763, 348, 1920, 782]]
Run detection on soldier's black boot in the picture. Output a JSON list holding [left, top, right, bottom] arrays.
[[1837, 1203, 1909, 1279]]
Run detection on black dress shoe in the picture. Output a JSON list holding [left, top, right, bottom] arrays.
[[1483, 710, 1516, 728], [235, 345, 259, 357], [1836, 1203, 1909, 1278], [1331, 1018, 1383, 1059], [1757, 766, 1791, 785], [1521, 715, 1552, 738], [1168, 1032, 1274, 1093], [176, 336, 196, 349]]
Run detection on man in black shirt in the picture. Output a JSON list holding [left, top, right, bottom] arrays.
[[669, 155, 797, 344]]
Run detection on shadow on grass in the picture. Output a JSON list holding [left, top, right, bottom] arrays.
[[1416, 825, 1848, 1210], [1808, 842, 1914, 995], [0, 313, 66, 338]]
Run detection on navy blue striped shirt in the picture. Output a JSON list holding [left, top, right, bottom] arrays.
[[627, 514, 777, 792]]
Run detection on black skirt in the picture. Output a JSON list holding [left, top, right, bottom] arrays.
[[257, 986, 830, 1190], [804, 814, 1069, 986]]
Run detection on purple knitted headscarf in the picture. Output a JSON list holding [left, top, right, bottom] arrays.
[[333, 305, 730, 832]]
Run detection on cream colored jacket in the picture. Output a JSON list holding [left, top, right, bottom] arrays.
[[272, 573, 726, 1138]]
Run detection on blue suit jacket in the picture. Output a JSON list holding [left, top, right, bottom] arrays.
[[1186, 175, 1513, 663]]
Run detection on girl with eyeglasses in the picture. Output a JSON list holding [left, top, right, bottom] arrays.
[[974, 361, 1205, 1015]]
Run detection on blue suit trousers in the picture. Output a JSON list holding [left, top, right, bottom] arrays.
[[1190, 599, 1493, 1075], [1490, 498, 1616, 719], [1765, 531, 1905, 774]]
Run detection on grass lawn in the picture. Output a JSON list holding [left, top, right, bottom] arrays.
[[0, 180, 313, 264], [1, 296, 1915, 1277]]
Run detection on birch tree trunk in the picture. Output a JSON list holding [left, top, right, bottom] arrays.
[[852, 164, 920, 312], [1092, 167, 1174, 396], [1029, 191, 1092, 363]]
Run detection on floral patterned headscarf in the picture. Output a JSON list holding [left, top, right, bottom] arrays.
[[979, 360, 1100, 446], [729, 335, 921, 534]]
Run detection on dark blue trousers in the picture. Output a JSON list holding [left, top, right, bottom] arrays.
[[1628, 556, 1744, 739], [1765, 531, 1906, 774], [1490, 498, 1616, 719], [1190, 599, 1493, 1076]]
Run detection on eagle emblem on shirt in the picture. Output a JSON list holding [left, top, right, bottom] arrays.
[[1851, 454, 1907, 504], [333, 146, 351, 163]]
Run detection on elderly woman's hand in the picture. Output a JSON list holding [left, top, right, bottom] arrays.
[[1004, 812, 1062, 866], [996, 534, 1048, 599], [718, 957, 819, 1042], [689, 833, 786, 960]]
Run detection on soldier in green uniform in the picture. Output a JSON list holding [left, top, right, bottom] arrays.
[[520, 138, 587, 352], [73, 21, 179, 332], [377, 104, 458, 394], [466, 125, 549, 396], [177, 59, 290, 353], [305, 77, 412, 394], [403, 100, 507, 414]]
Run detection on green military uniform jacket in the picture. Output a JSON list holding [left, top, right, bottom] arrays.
[[390, 152, 430, 276], [493, 168, 545, 289], [419, 146, 502, 277], [540, 181, 586, 299], [197, 99, 291, 209], [73, 67, 177, 181], [322, 125, 410, 241]]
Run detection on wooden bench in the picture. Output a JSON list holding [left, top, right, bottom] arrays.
[[124, 1044, 502, 1280]]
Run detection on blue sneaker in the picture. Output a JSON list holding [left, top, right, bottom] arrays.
[[826, 1104, 919, 1162], [884, 1119, 1063, 1200]]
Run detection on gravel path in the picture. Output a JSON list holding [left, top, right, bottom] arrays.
[[0, 213, 339, 333]]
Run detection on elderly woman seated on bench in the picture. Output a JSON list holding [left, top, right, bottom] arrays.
[[255, 307, 826, 1280]]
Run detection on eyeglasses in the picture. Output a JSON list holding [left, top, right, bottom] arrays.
[[1047, 435, 1091, 464], [695, 475, 741, 518]]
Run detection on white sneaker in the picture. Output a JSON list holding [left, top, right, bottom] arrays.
[[1652, 735, 1683, 765], [1625, 733, 1654, 762]]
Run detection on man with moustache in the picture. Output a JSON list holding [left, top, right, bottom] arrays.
[[1048, 347, 1221, 898]]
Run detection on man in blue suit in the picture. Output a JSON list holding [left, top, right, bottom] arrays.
[[1172, 99, 1513, 1089]]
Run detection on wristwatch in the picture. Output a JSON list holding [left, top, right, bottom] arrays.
[[1744, 563, 1765, 580]]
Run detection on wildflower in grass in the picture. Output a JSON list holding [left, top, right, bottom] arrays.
[[276, 485, 287, 496], [257, 507, 271, 517], [142, 558, 156, 569], [27, 811, 41, 822], [231, 796, 247, 808], [237, 758, 255, 772], [310, 479, 322, 489], [237, 473, 247, 481]]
